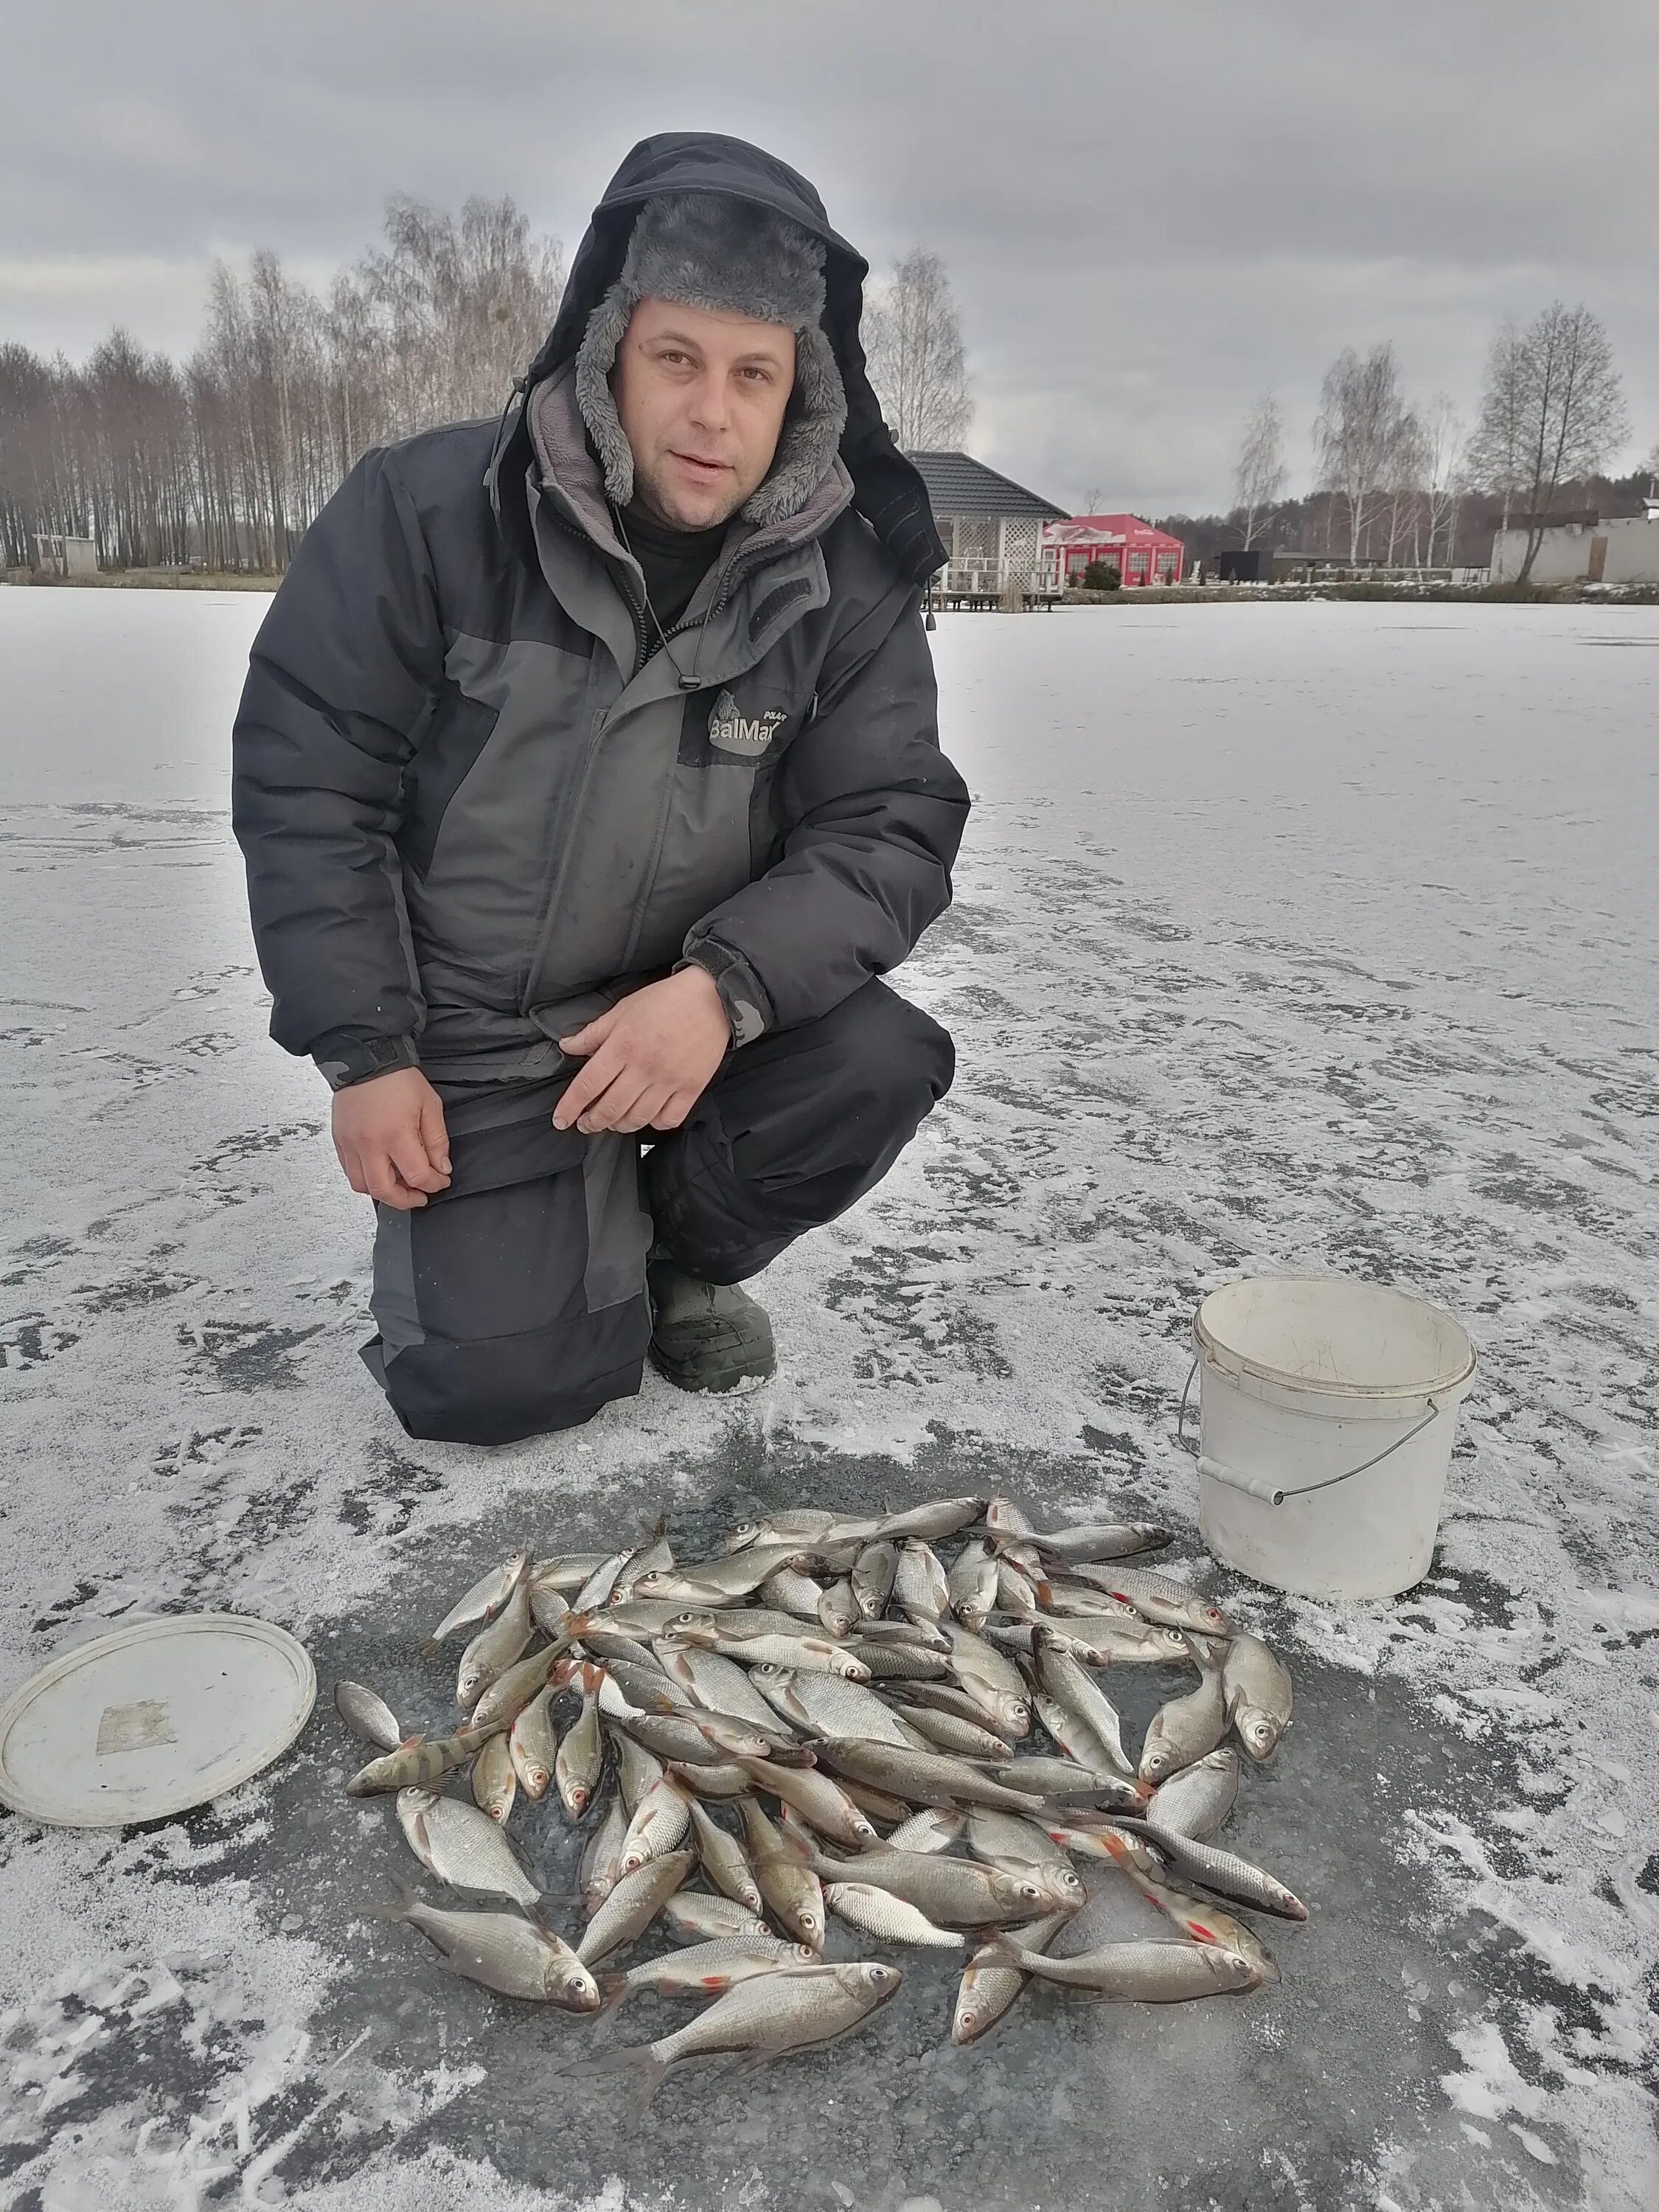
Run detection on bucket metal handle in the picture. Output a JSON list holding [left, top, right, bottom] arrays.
[[1176, 1355, 1444, 1507]]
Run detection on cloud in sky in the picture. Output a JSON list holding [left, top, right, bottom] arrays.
[[7, 0, 1656, 513]]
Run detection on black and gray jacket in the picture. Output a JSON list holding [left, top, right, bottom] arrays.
[[231, 133, 970, 1091]]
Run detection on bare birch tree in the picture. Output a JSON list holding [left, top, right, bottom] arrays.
[[1231, 394, 1286, 548], [0, 192, 565, 577], [1484, 302, 1628, 585], [1419, 394, 1466, 567], [1464, 319, 1527, 540], [864, 250, 973, 450], [1313, 343, 1411, 561]]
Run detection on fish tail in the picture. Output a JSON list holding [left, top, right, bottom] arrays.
[[592, 1972, 632, 2017], [361, 1879, 420, 1924], [575, 2044, 672, 2114], [976, 1933, 1026, 1968]]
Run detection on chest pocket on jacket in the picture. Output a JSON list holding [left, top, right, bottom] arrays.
[[400, 687, 501, 877]]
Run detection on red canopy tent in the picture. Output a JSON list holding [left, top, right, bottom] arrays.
[[1043, 515, 1185, 588]]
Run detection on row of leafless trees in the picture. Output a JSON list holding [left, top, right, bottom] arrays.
[[1227, 303, 1632, 583], [0, 206, 972, 577], [1, 196, 566, 574]]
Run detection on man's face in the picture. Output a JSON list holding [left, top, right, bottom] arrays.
[[612, 295, 796, 531]]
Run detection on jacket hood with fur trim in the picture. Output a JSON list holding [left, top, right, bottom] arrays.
[[488, 131, 947, 585]]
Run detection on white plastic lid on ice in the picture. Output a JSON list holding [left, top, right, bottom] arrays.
[[0, 1612, 315, 1826]]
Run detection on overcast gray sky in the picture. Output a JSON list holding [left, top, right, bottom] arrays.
[[7, 0, 1655, 514]]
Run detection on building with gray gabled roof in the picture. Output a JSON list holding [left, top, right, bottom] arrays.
[[905, 451, 1068, 604]]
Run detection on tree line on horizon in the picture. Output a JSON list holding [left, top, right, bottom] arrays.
[[0, 197, 973, 579], [1156, 308, 1646, 587]]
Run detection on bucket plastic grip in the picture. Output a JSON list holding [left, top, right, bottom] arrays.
[[1177, 1356, 1445, 1506]]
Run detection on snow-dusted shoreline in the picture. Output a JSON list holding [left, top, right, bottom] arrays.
[[2, 594, 1655, 2208]]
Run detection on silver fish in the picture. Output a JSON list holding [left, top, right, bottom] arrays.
[[1111, 1815, 1308, 1919], [612, 1725, 665, 1815], [984, 1495, 1037, 1542], [1068, 1564, 1231, 1639], [635, 1543, 811, 1605], [687, 1797, 765, 1915], [1221, 1633, 1295, 1760], [579, 1961, 901, 2110], [1031, 1520, 1173, 1562], [508, 1683, 559, 1801], [529, 1580, 571, 1640], [817, 1578, 858, 1637], [887, 1807, 966, 1854], [595, 1934, 818, 2014], [1131, 1867, 1281, 1986], [671, 1613, 870, 1681], [939, 1622, 1032, 1739], [580, 1791, 629, 1915], [814, 1739, 1047, 1817], [372, 1885, 599, 2009], [851, 1541, 900, 1619], [873, 1497, 983, 1542], [1138, 1646, 1229, 1786], [892, 1540, 951, 1627], [799, 1843, 1082, 1929], [454, 1562, 535, 1711], [394, 1787, 538, 1907], [893, 1703, 1011, 1761], [826, 1882, 964, 1949], [574, 1548, 636, 1612], [748, 1666, 918, 1748], [991, 1753, 1147, 1812], [529, 1551, 613, 1593], [661, 1892, 771, 1944], [1034, 1635, 1133, 1775], [468, 1644, 566, 1733], [656, 1645, 794, 1734], [849, 1638, 950, 1682], [737, 1795, 826, 1950], [995, 1559, 1043, 1620], [618, 1775, 694, 1871], [577, 1848, 696, 1964], [556, 1666, 605, 1818], [964, 1808, 1076, 1870], [734, 1756, 878, 1847], [950, 1910, 1069, 2045], [759, 1567, 825, 1620], [333, 1679, 403, 1752], [668, 1760, 753, 1801], [898, 1680, 1010, 1729], [428, 1551, 531, 1646], [1146, 1747, 1239, 1841], [947, 1537, 999, 1632], [470, 1729, 517, 1824], [975, 1932, 1258, 2000], [613, 1526, 673, 1603]]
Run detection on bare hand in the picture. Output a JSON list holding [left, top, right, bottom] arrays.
[[332, 1065, 451, 1209], [554, 968, 731, 1135]]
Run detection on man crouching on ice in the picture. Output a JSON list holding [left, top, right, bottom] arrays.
[[231, 133, 969, 1446]]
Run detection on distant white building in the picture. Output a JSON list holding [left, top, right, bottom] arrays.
[[1489, 509, 1659, 586], [34, 533, 99, 581]]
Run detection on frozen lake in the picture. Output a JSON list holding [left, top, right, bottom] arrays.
[[1, 589, 1655, 2208]]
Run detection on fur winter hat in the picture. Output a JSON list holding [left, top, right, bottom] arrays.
[[574, 190, 849, 526]]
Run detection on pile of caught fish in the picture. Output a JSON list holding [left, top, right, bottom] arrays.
[[335, 1495, 1301, 2110]]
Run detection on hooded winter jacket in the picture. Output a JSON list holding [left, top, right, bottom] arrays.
[[231, 133, 969, 1092]]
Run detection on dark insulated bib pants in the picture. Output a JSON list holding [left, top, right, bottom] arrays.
[[360, 980, 953, 1445]]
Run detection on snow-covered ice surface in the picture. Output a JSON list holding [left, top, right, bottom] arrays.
[[2, 589, 1656, 2210]]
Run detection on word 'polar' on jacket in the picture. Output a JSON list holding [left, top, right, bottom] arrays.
[[230, 131, 969, 1090]]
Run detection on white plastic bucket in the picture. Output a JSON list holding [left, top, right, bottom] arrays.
[[1186, 1275, 1477, 1601]]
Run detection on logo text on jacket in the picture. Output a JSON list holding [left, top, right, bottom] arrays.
[[708, 689, 787, 757]]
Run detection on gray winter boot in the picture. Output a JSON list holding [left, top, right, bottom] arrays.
[[647, 1248, 776, 1394], [650, 1256, 779, 1389]]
